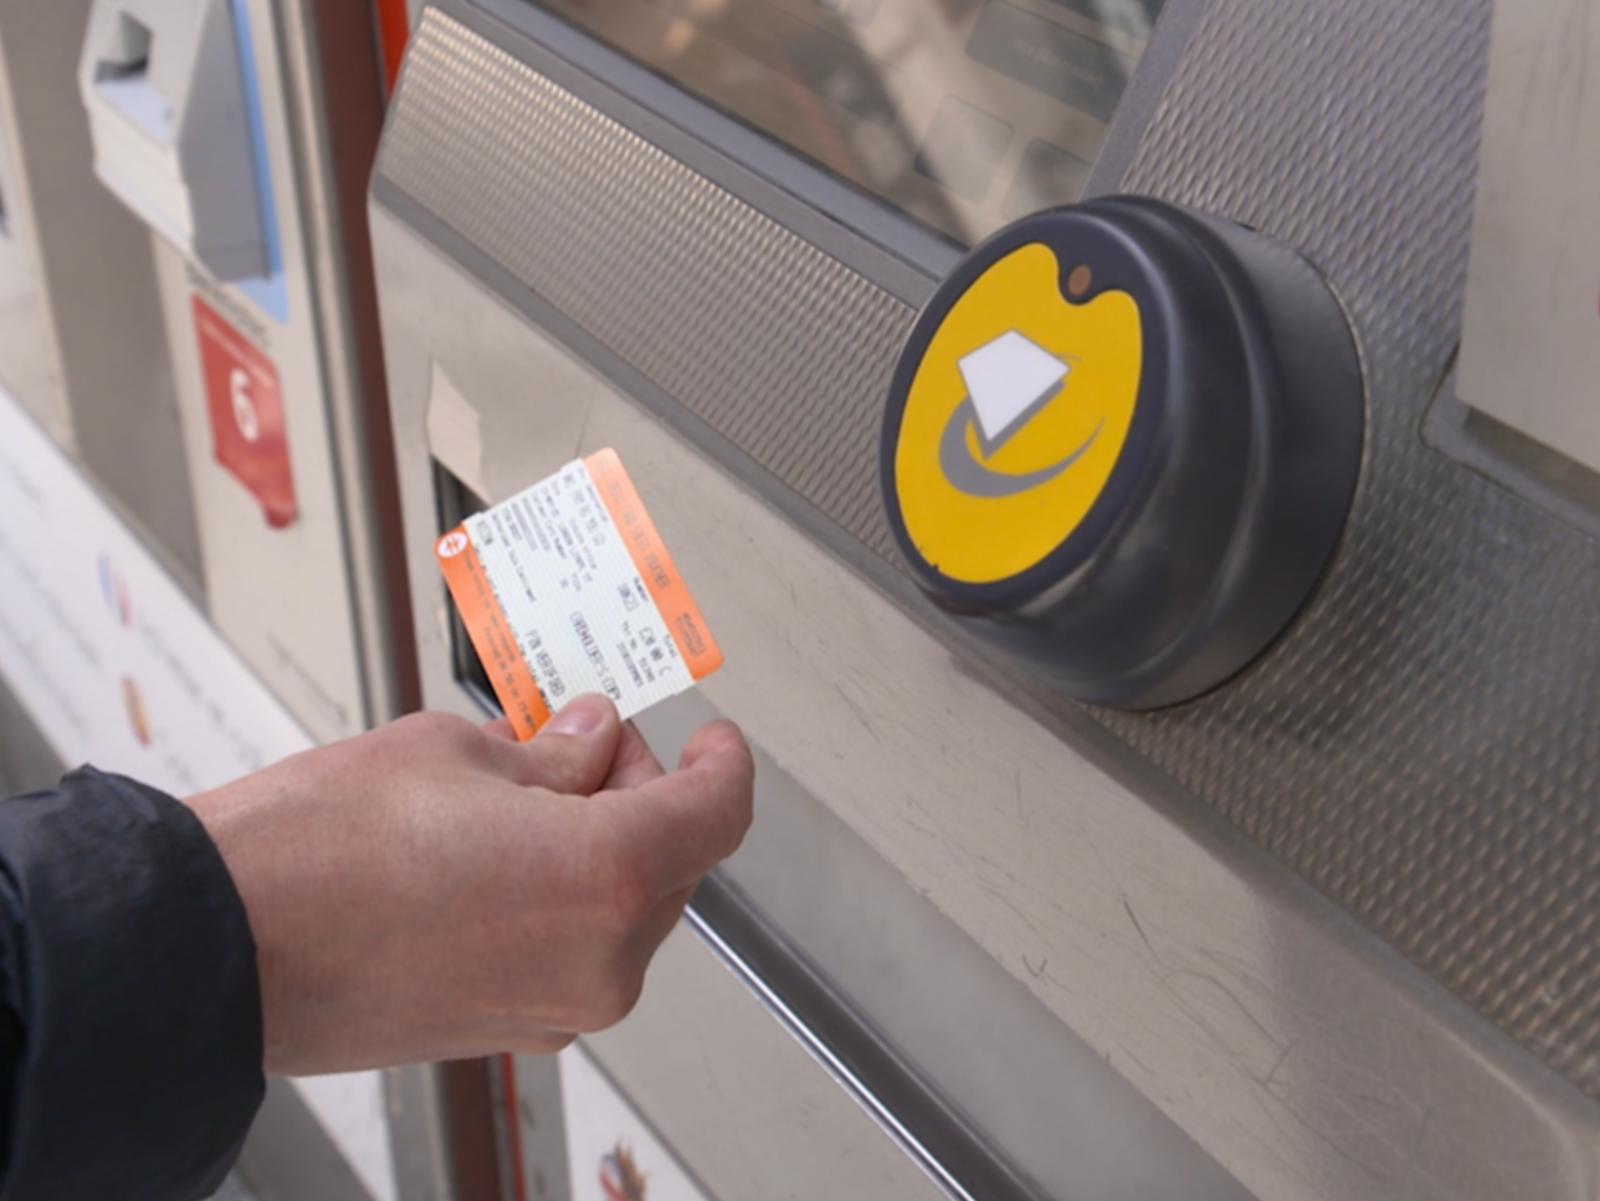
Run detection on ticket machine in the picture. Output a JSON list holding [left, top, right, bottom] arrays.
[[67, 3, 449, 1196], [369, 1, 1600, 1199]]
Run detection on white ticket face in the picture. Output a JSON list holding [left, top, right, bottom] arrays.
[[436, 450, 721, 739]]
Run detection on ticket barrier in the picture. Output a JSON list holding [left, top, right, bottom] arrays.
[[371, 1, 1600, 1199], [0, 0, 199, 588], [0, 0, 198, 802], [78, 0, 413, 746], [70, 1, 496, 1196], [0, 3, 512, 1195]]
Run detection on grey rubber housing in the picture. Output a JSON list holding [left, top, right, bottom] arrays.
[[881, 196, 1365, 709]]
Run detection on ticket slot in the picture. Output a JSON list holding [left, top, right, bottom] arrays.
[[434, 459, 500, 716]]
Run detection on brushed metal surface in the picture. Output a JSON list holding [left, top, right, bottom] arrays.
[[1105, 0, 1600, 1099], [274, 0, 417, 723], [375, 13, 914, 561], [583, 925, 953, 1201], [641, 691, 1252, 1201], [374, 0, 1600, 1108], [368, 199, 1600, 1201]]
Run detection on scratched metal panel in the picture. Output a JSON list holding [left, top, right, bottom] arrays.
[[376, 3, 1600, 1102]]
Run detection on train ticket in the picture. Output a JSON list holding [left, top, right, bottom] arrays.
[[435, 449, 722, 740]]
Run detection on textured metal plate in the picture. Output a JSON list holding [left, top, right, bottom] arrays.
[[376, 20, 913, 561], [1107, 0, 1600, 1097], [377, 1, 1600, 1105]]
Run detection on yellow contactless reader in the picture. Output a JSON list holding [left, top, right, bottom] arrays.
[[881, 196, 1365, 708]]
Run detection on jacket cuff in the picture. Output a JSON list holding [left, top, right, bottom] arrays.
[[0, 767, 264, 1201]]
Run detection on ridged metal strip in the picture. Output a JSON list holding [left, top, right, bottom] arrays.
[[378, 14, 912, 559]]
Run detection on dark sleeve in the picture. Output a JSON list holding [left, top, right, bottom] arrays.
[[0, 767, 264, 1201]]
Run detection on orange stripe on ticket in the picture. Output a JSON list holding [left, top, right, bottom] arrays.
[[435, 528, 551, 740], [585, 449, 724, 680]]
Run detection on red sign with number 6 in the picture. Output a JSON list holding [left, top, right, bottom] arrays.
[[193, 296, 296, 529]]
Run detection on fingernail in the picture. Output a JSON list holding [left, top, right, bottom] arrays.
[[544, 695, 608, 736]]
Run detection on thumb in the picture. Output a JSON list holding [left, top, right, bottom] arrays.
[[500, 694, 624, 796]]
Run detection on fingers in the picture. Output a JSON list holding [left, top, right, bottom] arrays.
[[610, 720, 754, 896], [489, 695, 624, 796], [677, 719, 750, 776], [481, 716, 518, 742], [602, 722, 665, 792]]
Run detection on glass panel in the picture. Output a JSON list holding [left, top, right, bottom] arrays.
[[529, 0, 1166, 246]]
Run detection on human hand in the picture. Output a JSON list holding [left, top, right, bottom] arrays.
[[183, 696, 753, 1075]]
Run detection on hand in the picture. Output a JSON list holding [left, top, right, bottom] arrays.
[[183, 696, 754, 1075]]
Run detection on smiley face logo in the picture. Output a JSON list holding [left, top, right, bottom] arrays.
[[893, 242, 1143, 585]]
